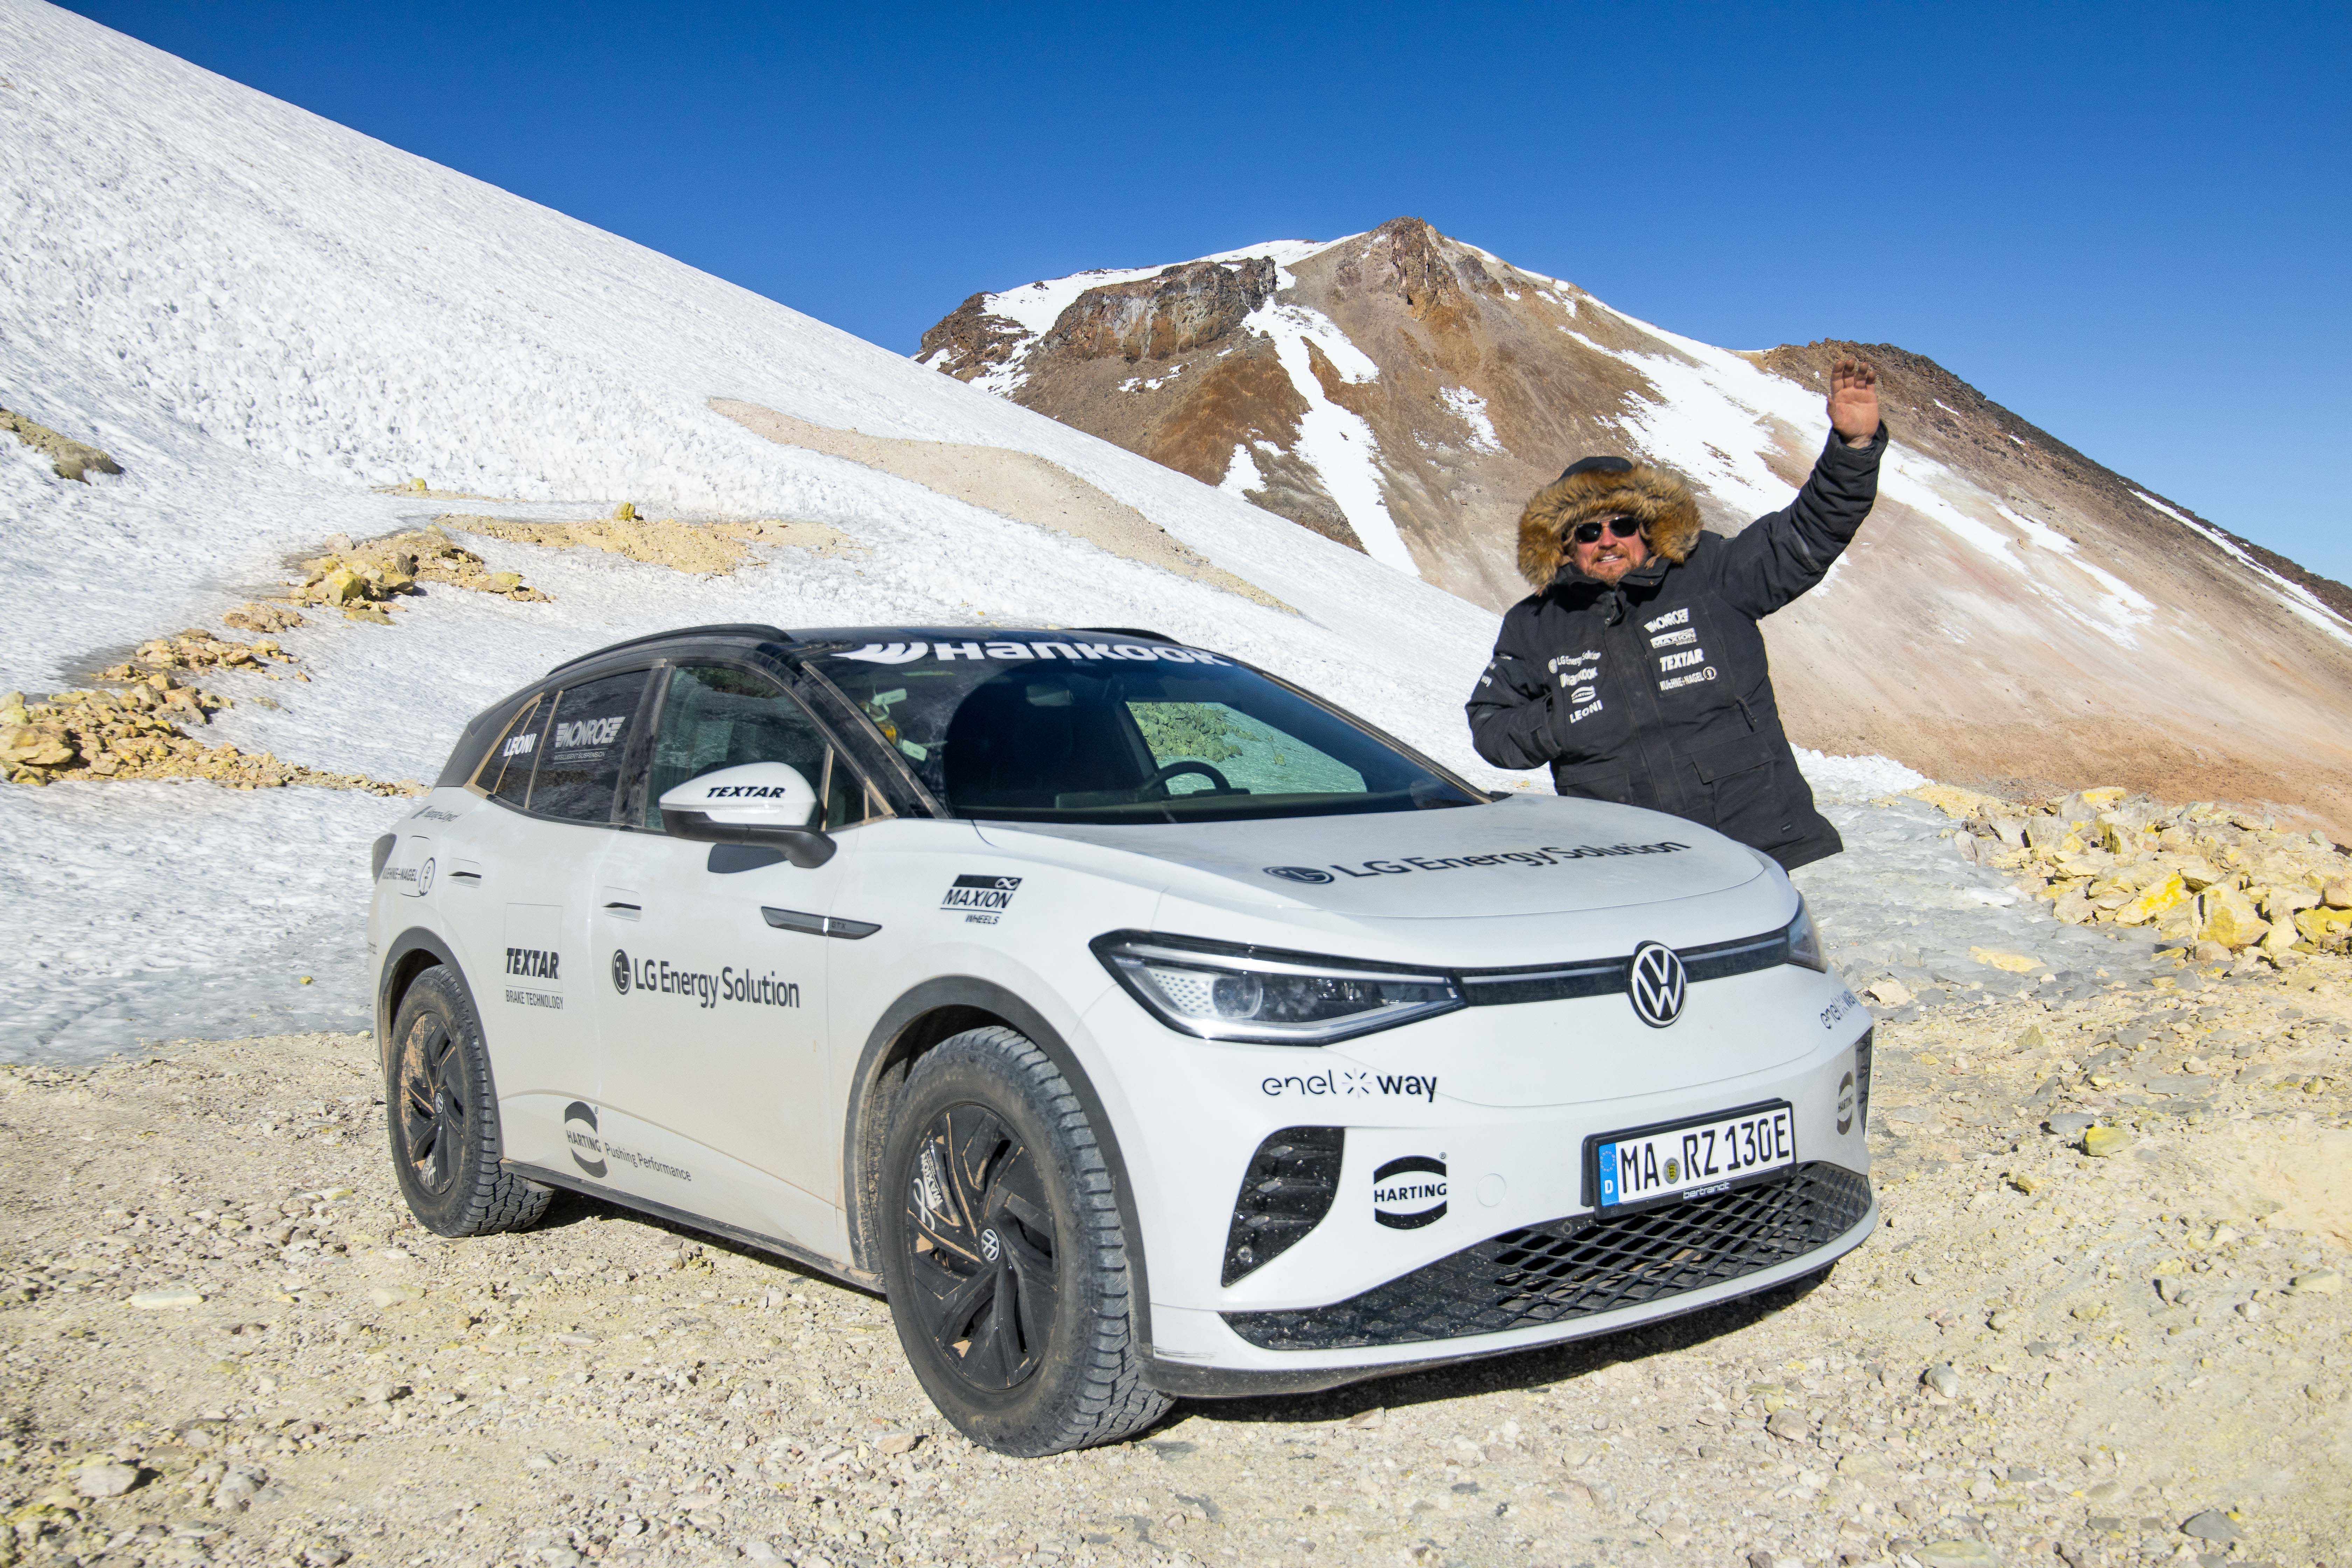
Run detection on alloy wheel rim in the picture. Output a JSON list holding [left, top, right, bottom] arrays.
[[902, 1102, 1060, 1392], [397, 1015, 465, 1196]]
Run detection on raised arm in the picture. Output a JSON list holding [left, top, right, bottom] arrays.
[[1715, 357, 1888, 620]]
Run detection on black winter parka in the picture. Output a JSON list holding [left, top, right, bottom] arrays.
[[1465, 427, 1888, 870]]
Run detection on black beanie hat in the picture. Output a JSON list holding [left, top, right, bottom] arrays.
[[1558, 455, 1634, 482]]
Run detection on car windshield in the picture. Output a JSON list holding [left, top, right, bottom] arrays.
[[805, 635, 1484, 824]]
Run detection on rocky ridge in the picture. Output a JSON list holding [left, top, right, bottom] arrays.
[[1, 406, 121, 484]]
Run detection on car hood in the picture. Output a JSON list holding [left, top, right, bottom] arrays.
[[972, 794, 1768, 918]]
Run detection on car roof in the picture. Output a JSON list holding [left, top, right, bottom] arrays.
[[544, 624, 1178, 677]]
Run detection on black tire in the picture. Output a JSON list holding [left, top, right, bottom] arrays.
[[385, 966, 551, 1237], [878, 1026, 1172, 1455]]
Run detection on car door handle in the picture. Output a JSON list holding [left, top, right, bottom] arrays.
[[601, 886, 643, 920], [761, 907, 881, 940]]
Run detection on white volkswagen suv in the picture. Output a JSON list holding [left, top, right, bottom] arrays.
[[368, 624, 1875, 1455]]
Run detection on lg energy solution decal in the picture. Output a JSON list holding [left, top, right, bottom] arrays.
[[1261, 841, 1691, 884], [608, 948, 800, 1010]]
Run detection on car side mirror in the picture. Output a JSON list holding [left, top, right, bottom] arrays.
[[658, 762, 836, 869]]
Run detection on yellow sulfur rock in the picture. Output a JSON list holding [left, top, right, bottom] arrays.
[[1969, 946, 2040, 973], [2197, 884, 2269, 950], [2082, 1126, 2130, 1158], [2114, 872, 2187, 926], [1906, 783, 2008, 819], [2295, 906, 2352, 944]]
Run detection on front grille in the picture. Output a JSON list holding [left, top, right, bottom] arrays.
[[1456, 927, 1790, 1007], [1222, 1127, 1345, 1286], [1224, 1161, 1871, 1351]]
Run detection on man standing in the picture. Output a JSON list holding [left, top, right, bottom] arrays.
[[1465, 358, 1885, 870]]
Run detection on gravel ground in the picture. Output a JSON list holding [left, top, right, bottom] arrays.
[[3, 963, 2347, 1568]]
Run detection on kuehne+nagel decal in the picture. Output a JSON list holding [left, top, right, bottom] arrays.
[[1372, 1155, 1448, 1229], [1259, 841, 1691, 883], [607, 948, 800, 1010]]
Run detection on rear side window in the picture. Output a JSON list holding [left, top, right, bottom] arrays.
[[643, 665, 862, 831], [533, 671, 649, 822], [481, 696, 548, 806]]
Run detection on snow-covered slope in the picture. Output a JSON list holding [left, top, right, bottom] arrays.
[[0, 0, 1518, 1057], [920, 218, 2352, 835]]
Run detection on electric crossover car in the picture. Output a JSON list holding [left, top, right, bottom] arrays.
[[368, 623, 1876, 1455]]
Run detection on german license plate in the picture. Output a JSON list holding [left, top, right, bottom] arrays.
[[1593, 1102, 1795, 1210]]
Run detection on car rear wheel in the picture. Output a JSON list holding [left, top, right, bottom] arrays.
[[879, 1026, 1171, 1455], [386, 966, 552, 1237]]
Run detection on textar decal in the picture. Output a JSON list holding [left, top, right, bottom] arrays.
[[1258, 841, 1691, 883], [702, 783, 802, 799], [1261, 1069, 1440, 1104], [941, 874, 1020, 924], [838, 640, 1229, 666], [564, 1100, 608, 1178], [506, 946, 561, 981], [1372, 1155, 1448, 1230], [609, 950, 802, 1010], [1659, 648, 1707, 672]]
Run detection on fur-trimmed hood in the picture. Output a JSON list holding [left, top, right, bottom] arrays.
[[1516, 456, 1703, 589]]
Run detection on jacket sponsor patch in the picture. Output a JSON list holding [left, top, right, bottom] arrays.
[[1658, 648, 1707, 672], [1260, 1069, 1440, 1104], [1258, 842, 1690, 883], [1643, 607, 1689, 633], [1567, 699, 1604, 722], [838, 640, 1227, 666], [1648, 627, 1697, 648], [1658, 667, 1717, 691], [941, 874, 1020, 924], [1546, 649, 1600, 675], [1372, 1155, 1448, 1229], [1570, 685, 1598, 702]]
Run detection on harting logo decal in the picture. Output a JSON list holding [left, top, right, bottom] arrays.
[[611, 950, 632, 994], [1372, 1155, 1448, 1230], [1836, 1070, 1857, 1135], [941, 874, 1021, 924], [1628, 942, 1688, 1028], [564, 1101, 608, 1178]]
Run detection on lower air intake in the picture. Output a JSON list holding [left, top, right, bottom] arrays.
[[1224, 1161, 1871, 1350], [1222, 1127, 1344, 1286]]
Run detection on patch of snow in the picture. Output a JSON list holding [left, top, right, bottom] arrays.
[[1439, 387, 1502, 454], [1793, 748, 1928, 799], [1239, 299, 1418, 575], [1218, 442, 1265, 500], [2133, 492, 2352, 647], [1933, 399, 1962, 416]]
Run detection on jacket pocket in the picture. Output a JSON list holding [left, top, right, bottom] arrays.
[[1552, 760, 1634, 805], [1684, 732, 1778, 834]]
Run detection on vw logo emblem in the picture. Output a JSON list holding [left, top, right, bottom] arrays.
[[1627, 941, 1687, 1028], [610, 950, 631, 995], [1264, 865, 1334, 884]]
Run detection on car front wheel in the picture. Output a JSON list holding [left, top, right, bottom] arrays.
[[878, 1026, 1171, 1454], [386, 965, 552, 1237]]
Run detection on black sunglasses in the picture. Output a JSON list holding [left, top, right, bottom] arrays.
[[1570, 517, 1643, 545]]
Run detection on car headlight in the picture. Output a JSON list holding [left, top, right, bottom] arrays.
[[1786, 896, 1827, 971], [1091, 932, 1463, 1045]]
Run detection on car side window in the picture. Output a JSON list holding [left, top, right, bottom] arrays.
[[532, 670, 649, 823], [643, 666, 867, 831], [480, 695, 548, 806]]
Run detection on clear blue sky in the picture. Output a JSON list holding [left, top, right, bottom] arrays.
[[67, 1, 2352, 582]]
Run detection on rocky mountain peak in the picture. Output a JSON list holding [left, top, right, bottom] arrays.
[[1039, 255, 1278, 364]]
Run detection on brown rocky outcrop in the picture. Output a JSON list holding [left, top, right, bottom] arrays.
[[915, 294, 1032, 384], [2, 407, 121, 482], [1037, 257, 1278, 363]]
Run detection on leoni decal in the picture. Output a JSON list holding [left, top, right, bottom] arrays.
[[941, 874, 1021, 925], [1261, 1069, 1440, 1104], [1371, 1155, 1448, 1230], [1659, 648, 1707, 672], [500, 730, 537, 759], [1257, 842, 1691, 883], [1567, 699, 1604, 722], [1643, 607, 1689, 634]]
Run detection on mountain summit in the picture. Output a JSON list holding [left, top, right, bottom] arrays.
[[921, 218, 2352, 826]]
